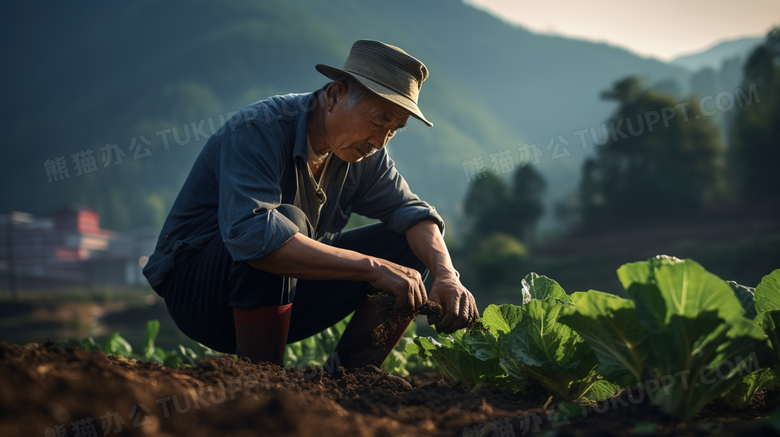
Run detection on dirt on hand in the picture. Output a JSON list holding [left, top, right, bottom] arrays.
[[368, 293, 477, 343]]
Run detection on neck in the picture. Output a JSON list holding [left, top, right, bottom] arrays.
[[307, 91, 332, 157]]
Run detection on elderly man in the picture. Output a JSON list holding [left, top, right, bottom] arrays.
[[143, 40, 478, 368]]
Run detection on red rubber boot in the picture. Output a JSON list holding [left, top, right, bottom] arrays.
[[233, 304, 292, 364], [333, 298, 414, 369]]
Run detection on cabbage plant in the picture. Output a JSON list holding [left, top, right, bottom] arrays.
[[558, 257, 772, 419]]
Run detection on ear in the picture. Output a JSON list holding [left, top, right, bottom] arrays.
[[325, 81, 347, 112]]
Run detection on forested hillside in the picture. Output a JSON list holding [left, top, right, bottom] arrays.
[[1, 0, 692, 232]]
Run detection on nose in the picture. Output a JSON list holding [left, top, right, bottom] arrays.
[[374, 129, 395, 151]]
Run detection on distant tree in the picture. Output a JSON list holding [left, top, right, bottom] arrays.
[[508, 165, 546, 244], [463, 172, 511, 238], [728, 29, 780, 205], [459, 165, 546, 295], [579, 77, 724, 223], [767, 27, 780, 58], [650, 79, 681, 99], [463, 166, 546, 243], [691, 67, 718, 98]]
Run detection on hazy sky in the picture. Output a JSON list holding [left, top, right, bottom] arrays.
[[465, 0, 779, 60]]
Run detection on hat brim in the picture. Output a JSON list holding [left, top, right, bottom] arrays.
[[315, 64, 433, 127]]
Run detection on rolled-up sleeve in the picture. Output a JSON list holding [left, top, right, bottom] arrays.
[[216, 121, 299, 261], [351, 149, 445, 236]]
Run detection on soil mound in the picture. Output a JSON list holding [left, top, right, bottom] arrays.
[[1, 341, 777, 436]]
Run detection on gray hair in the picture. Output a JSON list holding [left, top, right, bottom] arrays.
[[328, 75, 373, 111]]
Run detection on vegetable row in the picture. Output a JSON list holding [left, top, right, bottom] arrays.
[[407, 256, 780, 419]]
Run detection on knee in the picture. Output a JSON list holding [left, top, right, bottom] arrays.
[[276, 204, 314, 238]]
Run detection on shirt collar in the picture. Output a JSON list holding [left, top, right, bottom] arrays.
[[292, 84, 328, 160], [307, 135, 330, 165]]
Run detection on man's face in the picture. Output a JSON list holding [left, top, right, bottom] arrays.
[[324, 83, 411, 163]]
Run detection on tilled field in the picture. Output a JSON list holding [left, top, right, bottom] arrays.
[[1, 341, 778, 437]]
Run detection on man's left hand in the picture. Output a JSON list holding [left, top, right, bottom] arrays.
[[427, 274, 479, 333]]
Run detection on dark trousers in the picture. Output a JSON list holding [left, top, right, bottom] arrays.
[[160, 204, 427, 354]]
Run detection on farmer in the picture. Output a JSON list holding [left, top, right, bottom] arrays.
[[143, 40, 479, 368]]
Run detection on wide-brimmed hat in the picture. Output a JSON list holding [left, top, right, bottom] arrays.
[[316, 39, 433, 127]]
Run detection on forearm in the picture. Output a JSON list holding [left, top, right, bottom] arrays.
[[406, 220, 479, 332], [247, 234, 376, 281], [405, 219, 457, 280]]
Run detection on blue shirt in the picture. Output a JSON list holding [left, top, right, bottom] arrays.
[[142, 87, 444, 292]]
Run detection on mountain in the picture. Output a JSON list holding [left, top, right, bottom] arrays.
[[0, 0, 691, 237], [671, 37, 763, 71]]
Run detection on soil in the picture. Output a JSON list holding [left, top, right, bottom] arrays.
[[368, 293, 477, 344], [2, 341, 779, 437]]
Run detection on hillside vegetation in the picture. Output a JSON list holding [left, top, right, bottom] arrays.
[[1, 0, 691, 232]]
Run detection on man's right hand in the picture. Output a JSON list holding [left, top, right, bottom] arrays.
[[367, 258, 426, 313]]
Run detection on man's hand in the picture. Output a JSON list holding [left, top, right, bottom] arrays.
[[367, 258, 426, 312], [427, 273, 479, 333], [403, 218, 479, 332]]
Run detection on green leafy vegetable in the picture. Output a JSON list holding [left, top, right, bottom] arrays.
[[755, 310, 780, 366], [81, 337, 103, 352], [503, 298, 617, 401], [284, 314, 431, 377], [382, 321, 435, 377], [104, 332, 133, 357], [618, 257, 745, 325], [562, 257, 770, 419], [143, 319, 161, 361], [456, 274, 617, 401], [408, 330, 525, 392], [728, 281, 758, 320], [558, 291, 647, 387], [755, 270, 780, 313], [648, 313, 766, 417], [721, 367, 778, 409], [479, 303, 524, 337], [715, 271, 780, 409], [522, 272, 571, 303], [57, 319, 225, 369]]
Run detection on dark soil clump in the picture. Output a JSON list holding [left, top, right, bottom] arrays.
[[368, 293, 477, 343]]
